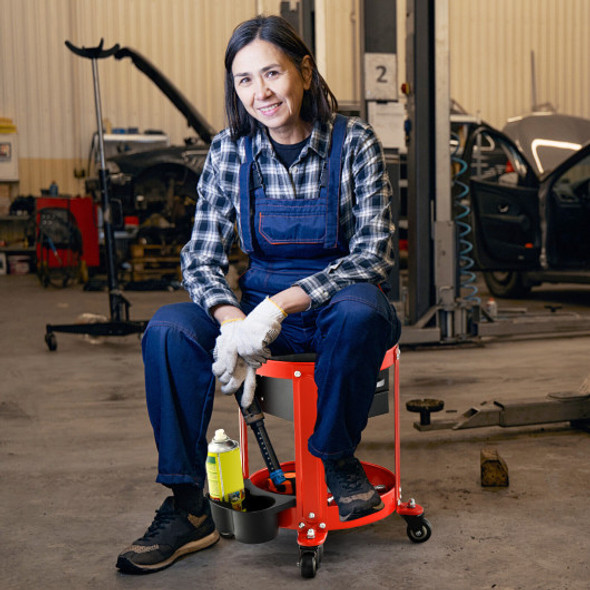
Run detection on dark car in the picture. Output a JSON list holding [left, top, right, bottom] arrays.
[[461, 112, 590, 297], [503, 111, 590, 176], [85, 46, 216, 246]]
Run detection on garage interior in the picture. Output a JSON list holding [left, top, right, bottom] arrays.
[[1, 1, 590, 588]]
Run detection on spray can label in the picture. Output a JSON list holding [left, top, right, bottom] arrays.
[[206, 429, 245, 511]]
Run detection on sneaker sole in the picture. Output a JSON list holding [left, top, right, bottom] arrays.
[[339, 499, 385, 522], [116, 530, 220, 575]]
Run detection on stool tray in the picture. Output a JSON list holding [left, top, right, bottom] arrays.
[[209, 479, 296, 544], [249, 460, 399, 531]]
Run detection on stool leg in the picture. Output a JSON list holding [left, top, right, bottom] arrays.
[[393, 348, 401, 503], [292, 371, 328, 548]]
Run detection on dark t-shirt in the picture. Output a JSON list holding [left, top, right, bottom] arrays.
[[270, 135, 310, 169]]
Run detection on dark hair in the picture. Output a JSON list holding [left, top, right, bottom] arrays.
[[224, 14, 338, 140]]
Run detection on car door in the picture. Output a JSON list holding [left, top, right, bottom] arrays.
[[541, 143, 590, 268], [461, 125, 541, 271]]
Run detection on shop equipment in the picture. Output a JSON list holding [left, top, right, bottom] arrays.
[[36, 205, 83, 288], [44, 40, 148, 351], [35, 196, 100, 289], [407, 391, 590, 432], [209, 346, 432, 579]]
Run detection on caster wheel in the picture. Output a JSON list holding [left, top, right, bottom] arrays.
[[300, 551, 318, 578], [407, 517, 432, 543], [45, 333, 57, 352]]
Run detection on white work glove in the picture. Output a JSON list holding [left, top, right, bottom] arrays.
[[212, 320, 257, 407], [219, 356, 258, 407], [235, 298, 287, 368], [212, 319, 242, 385]]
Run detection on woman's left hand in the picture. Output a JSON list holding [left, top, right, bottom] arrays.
[[235, 298, 287, 368]]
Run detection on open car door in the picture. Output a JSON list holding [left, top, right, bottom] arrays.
[[462, 125, 541, 271], [542, 143, 590, 268]]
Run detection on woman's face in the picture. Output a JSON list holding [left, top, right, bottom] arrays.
[[232, 38, 312, 144]]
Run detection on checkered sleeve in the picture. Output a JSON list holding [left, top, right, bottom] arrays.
[[294, 120, 395, 307], [180, 132, 241, 313]]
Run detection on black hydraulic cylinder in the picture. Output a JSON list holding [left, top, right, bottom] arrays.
[[235, 389, 286, 484]]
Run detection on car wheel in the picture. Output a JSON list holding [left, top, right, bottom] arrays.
[[483, 271, 532, 298]]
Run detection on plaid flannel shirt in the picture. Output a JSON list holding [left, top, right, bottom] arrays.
[[181, 115, 395, 313]]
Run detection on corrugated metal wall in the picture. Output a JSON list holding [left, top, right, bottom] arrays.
[[0, 0, 589, 195], [0, 0, 270, 194], [449, 0, 590, 127], [316, 0, 361, 106], [1, 0, 79, 194], [319, 0, 590, 129]]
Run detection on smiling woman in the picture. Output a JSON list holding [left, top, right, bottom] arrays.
[[116, 14, 401, 576], [223, 15, 338, 142], [231, 39, 312, 144]]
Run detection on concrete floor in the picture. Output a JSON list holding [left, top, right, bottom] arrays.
[[2, 273, 590, 590]]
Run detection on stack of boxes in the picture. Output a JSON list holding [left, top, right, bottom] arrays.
[[0, 117, 18, 215], [0, 117, 21, 273]]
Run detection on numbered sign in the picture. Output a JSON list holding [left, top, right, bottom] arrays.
[[367, 101, 405, 150], [364, 53, 398, 101]]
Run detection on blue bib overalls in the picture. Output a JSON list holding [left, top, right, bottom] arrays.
[[143, 117, 401, 487]]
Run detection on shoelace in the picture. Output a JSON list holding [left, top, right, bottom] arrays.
[[341, 464, 365, 492], [328, 459, 366, 493], [142, 507, 177, 541]]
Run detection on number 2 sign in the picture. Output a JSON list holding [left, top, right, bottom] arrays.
[[364, 53, 398, 101]]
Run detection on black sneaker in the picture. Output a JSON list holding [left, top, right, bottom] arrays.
[[116, 497, 220, 574], [323, 456, 384, 522]]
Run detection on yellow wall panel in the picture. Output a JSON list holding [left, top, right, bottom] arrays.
[[316, 0, 360, 105], [449, 0, 590, 127], [1, 0, 261, 195]]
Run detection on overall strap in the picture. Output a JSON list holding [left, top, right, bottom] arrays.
[[324, 114, 347, 249], [238, 135, 258, 253]]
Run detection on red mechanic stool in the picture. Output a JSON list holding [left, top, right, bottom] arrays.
[[238, 345, 432, 578]]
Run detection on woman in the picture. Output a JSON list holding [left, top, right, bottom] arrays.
[[116, 14, 401, 575]]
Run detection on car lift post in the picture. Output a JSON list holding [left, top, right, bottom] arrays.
[[403, 0, 469, 345], [357, 0, 402, 301]]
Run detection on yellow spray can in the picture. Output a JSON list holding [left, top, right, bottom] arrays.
[[206, 429, 245, 511]]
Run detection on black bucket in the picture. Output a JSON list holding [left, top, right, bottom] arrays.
[[209, 479, 295, 544]]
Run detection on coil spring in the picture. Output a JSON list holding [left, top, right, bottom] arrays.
[[451, 133, 480, 304]]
